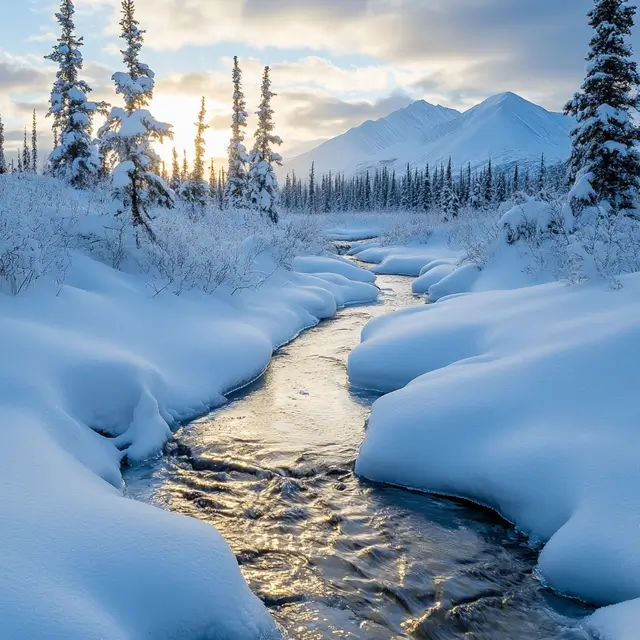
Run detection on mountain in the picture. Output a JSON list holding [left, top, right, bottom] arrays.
[[283, 92, 573, 177], [281, 100, 461, 177]]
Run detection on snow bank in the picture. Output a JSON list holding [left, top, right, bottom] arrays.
[[325, 226, 383, 241], [0, 205, 377, 639], [353, 231, 461, 277], [412, 262, 457, 294], [349, 274, 640, 636], [427, 263, 481, 300], [293, 255, 376, 284]]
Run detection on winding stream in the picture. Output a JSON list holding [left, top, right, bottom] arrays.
[[125, 268, 594, 639]]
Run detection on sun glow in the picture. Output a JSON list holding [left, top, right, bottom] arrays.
[[150, 94, 230, 169]]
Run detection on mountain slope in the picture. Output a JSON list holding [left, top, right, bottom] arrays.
[[283, 100, 461, 177], [284, 92, 572, 177], [417, 92, 572, 171]]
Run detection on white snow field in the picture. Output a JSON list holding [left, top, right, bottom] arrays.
[[348, 227, 640, 639], [0, 176, 378, 639]]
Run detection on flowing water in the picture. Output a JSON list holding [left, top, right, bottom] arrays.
[[125, 269, 594, 639]]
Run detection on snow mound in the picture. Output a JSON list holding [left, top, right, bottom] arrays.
[[356, 233, 461, 277], [293, 255, 376, 283], [427, 263, 481, 301], [412, 262, 457, 294], [418, 258, 458, 277], [325, 227, 383, 241], [350, 275, 640, 634], [0, 232, 376, 638]]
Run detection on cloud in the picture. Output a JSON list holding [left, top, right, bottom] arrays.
[[0, 59, 49, 93], [12, 100, 50, 115], [283, 91, 413, 133], [86, 0, 608, 114]]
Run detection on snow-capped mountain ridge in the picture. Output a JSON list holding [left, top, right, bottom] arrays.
[[284, 92, 572, 177], [283, 99, 460, 177]]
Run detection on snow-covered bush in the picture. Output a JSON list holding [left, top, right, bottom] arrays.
[[137, 210, 269, 295], [570, 206, 640, 284], [0, 174, 79, 294], [446, 204, 502, 268], [377, 211, 436, 246]]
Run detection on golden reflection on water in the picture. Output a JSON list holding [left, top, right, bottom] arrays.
[[126, 272, 593, 639]]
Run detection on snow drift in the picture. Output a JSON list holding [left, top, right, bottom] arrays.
[[349, 275, 640, 639], [0, 174, 379, 639]]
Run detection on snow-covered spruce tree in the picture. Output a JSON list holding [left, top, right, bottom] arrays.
[[169, 146, 181, 191], [308, 162, 316, 212], [181, 150, 188, 183], [248, 66, 283, 223], [0, 115, 6, 175], [181, 96, 209, 206], [22, 129, 31, 173], [565, 0, 640, 213], [421, 163, 432, 211], [441, 157, 459, 220], [31, 110, 38, 173], [45, 0, 105, 186], [225, 56, 250, 209], [98, 0, 173, 236]]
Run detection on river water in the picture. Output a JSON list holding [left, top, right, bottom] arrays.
[[125, 270, 594, 639]]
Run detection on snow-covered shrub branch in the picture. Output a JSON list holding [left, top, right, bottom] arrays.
[[0, 174, 80, 294]]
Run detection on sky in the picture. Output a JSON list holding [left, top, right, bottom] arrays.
[[0, 0, 635, 167]]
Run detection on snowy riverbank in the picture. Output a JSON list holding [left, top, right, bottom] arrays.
[[347, 229, 640, 640], [0, 176, 379, 639]]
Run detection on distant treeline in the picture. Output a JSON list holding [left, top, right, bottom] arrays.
[[281, 156, 567, 214]]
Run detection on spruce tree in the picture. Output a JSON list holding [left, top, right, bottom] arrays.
[[441, 157, 459, 219], [192, 97, 207, 183], [513, 163, 520, 193], [98, 0, 173, 235], [495, 172, 507, 203], [0, 115, 6, 175], [22, 129, 31, 173], [422, 163, 431, 211], [45, 0, 104, 185], [225, 56, 249, 209], [248, 66, 282, 223], [181, 150, 188, 183], [537, 153, 546, 195], [308, 162, 316, 213], [483, 158, 493, 205], [181, 96, 209, 205], [565, 0, 640, 212], [170, 147, 181, 190], [31, 110, 38, 173]]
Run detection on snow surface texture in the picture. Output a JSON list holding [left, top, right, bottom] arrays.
[[1, 241, 377, 638], [349, 236, 461, 279], [348, 238, 640, 639], [284, 92, 572, 177]]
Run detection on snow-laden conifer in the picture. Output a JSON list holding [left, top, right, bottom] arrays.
[[181, 97, 209, 206], [31, 110, 38, 174], [225, 56, 250, 209], [98, 0, 173, 236], [22, 129, 31, 173], [441, 157, 459, 220], [45, 0, 104, 186], [565, 0, 640, 213], [170, 147, 181, 191], [248, 67, 282, 223]]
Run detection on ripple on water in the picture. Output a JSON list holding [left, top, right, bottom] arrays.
[[124, 273, 595, 639]]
